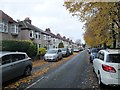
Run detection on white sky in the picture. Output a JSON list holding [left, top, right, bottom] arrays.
[[0, 0, 85, 43]]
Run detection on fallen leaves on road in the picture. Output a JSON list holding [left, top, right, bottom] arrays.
[[32, 59, 48, 68], [3, 52, 79, 89]]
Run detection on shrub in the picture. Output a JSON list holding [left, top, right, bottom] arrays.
[[58, 42, 64, 48], [37, 47, 46, 56], [1, 40, 37, 57]]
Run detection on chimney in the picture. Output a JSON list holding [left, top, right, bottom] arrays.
[[45, 28, 51, 33], [24, 17, 31, 24], [63, 36, 66, 39]]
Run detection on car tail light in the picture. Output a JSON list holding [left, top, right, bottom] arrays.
[[102, 64, 116, 73]]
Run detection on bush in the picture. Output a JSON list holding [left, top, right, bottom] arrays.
[[37, 48, 46, 56], [1, 40, 37, 57], [58, 42, 64, 48]]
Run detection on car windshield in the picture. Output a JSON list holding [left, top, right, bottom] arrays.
[[91, 49, 99, 53], [61, 48, 66, 51], [107, 54, 120, 63], [47, 50, 57, 54]]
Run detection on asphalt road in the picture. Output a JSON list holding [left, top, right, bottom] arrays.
[[25, 50, 99, 89]]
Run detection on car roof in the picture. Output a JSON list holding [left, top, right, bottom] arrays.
[[99, 49, 120, 54], [0, 51, 26, 58], [48, 49, 59, 50]]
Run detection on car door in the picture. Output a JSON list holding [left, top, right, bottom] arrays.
[[93, 52, 104, 75], [11, 54, 26, 78], [97, 51, 105, 75], [2, 54, 14, 82], [58, 49, 62, 59], [93, 52, 100, 74]]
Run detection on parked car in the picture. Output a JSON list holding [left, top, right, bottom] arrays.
[[68, 48, 73, 55], [44, 49, 62, 61], [0, 51, 32, 83], [93, 49, 120, 87], [73, 48, 80, 52], [89, 48, 101, 63], [59, 48, 70, 57], [87, 48, 91, 54]]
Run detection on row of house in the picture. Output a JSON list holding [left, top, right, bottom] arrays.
[[0, 10, 77, 50]]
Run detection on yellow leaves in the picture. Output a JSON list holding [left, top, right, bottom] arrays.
[[32, 59, 48, 68], [4, 53, 79, 89]]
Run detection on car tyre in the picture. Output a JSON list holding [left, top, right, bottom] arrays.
[[24, 66, 31, 76]]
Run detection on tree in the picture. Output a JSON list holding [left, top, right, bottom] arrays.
[[64, 0, 120, 48], [58, 42, 64, 48]]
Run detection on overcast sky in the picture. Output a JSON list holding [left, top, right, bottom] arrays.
[[0, 0, 85, 43]]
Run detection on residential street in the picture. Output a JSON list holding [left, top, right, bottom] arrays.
[[3, 50, 120, 89], [27, 50, 99, 89]]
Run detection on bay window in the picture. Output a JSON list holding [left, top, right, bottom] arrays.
[[11, 24, 18, 34], [0, 22, 8, 33]]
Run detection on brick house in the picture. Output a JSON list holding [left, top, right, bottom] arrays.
[[0, 10, 76, 50], [18, 17, 49, 48], [0, 10, 21, 40]]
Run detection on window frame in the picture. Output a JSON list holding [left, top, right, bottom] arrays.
[[29, 30, 34, 38], [0, 22, 8, 33], [11, 24, 19, 34]]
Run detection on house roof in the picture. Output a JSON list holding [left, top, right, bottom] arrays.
[[45, 28, 57, 38], [18, 20, 48, 35], [0, 10, 17, 23]]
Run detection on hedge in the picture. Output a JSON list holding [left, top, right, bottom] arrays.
[[1, 40, 37, 57], [58, 42, 64, 48]]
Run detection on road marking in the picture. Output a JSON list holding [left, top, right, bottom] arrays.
[[24, 76, 44, 90]]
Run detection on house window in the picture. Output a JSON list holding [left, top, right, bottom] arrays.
[[35, 32, 40, 39], [44, 35, 46, 40], [35, 32, 38, 39], [11, 24, 18, 34], [0, 22, 8, 33], [48, 36, 51, 40], [38, 44, 41, 48], [0, 23, 4, 32], [39, 34, 41, 39], [4, 22, 8, 32], [30, 30, 34, 38]]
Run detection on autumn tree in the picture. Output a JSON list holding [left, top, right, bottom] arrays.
[[64, 0, 120, 48]]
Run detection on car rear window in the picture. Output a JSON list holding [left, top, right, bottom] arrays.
[[107, 54, 120, 63], [92, 49, 100, 53]]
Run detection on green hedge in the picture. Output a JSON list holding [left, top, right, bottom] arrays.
[[58, 42, 64, 48], [1, 40, 37, 57]]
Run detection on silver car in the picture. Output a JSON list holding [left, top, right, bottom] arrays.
[[44, 49, 63, 61], [0, 51, 32, 83]]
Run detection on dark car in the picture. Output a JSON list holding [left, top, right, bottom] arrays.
[[59, 48, 70, 57], [0, 51, 32, 83], [89, 48, 101, 63]]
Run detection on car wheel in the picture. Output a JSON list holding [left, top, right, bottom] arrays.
[[98, 73, 105, 88], [24, 66, 31, 76]]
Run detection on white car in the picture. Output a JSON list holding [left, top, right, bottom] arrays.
[[93, 49, 120, 87], [73, 48, 80, 52], [44, 49, 63, 61]]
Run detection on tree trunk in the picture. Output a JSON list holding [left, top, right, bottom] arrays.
[[103, 43, 107, 49]]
